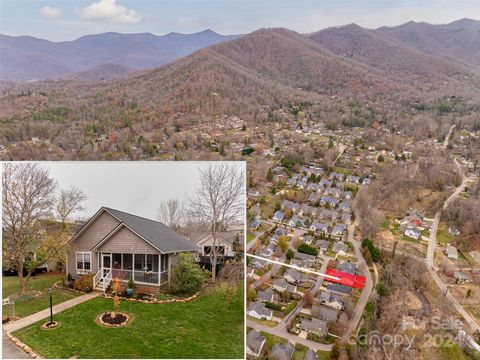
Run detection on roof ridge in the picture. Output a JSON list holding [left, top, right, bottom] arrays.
[[104, 206, 165, 225]]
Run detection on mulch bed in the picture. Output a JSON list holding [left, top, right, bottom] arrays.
[[96, 312, 132, 327], [101, 312, 127, 325]]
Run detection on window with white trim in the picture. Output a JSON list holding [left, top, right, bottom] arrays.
[[76, 252, 91, 271]]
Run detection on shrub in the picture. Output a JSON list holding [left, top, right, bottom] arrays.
[[264, 301, 282, 311], [361, 238, 381, 262], [284, 300, 297, 315], [171, 253, 204, 294], [125, 278, 134, 289], [297, 243, 319, 256], [286, 249, 294, 260], [66, 273, 72, 282], [73, 274, 94, 292]]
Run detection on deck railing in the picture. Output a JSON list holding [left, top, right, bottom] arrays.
[[111, 268, 159, 285]]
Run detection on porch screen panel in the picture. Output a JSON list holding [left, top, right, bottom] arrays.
[[146, 254, 159, 272], [160, 254, 168, 272], [112, 253, 122, 269], [134, 254, 145, 270], [123, 254, 132, 270]]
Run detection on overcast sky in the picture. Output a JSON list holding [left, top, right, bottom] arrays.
[[22, 161, 245, 221], [0, 0, 478, 41]]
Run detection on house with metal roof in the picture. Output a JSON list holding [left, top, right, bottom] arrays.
[[67, 207, 199, 294]]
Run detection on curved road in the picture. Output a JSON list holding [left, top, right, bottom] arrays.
[[426, 128, 480, 333]]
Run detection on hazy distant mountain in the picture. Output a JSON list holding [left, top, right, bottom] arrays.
[[68, 63, 135, 81], [309, 23, 471, 85], [0, 29, 240, 81], [376, 18, 480, 65]]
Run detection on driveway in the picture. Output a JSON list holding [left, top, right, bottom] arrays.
[[2, 332, 31, 359]]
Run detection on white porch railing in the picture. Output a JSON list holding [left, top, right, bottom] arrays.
[[111, 269, 160, 285], [93, 269, 102, 289], [103, 269, 112, 293]]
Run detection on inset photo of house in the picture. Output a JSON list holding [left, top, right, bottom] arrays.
[[2, 161, 246, 359]]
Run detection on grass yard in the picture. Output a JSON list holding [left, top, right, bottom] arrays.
[[247, 232, 256, 243], [248, 316, 278, 327], [14, 285, 244, 359], [3, 273, 80, 318]]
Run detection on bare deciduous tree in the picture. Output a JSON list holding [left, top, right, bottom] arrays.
[[189, 163, 245, 280], [2, 163, 86, 294], [157, 198, 184, 230]]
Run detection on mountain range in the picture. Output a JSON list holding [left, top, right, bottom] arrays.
[[1, 19, 479, 84], [0, 29, 239, 81]]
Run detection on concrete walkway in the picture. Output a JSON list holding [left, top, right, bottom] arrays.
[[3, 292, 99, 333]]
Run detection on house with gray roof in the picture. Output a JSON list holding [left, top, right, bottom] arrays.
[[284, 268, 307, 285], [67, 207, 199, 293], [445, 245, 459, 259], [310, 220, 329, 234], [270, 342, 295, 360], [338, 202, 350, 212], [318, 291, 345, 310], [302, 235, 314, 245], [304, 349, 319, 360], [316, 240, 330, 254], [251, 258, 267, 269], [299, 317, 328, 337], [247, 301, 273, 320], [326, 283, 352, 295], [273, 211, 285, 223], [257, 288, 274, 302], [336, 261, 357, 274], [272, 278, 297, 294], [332, 224, 346, 237], [312, 305, 338, 322], [247, 330, 266, 358], [294, 252, 316, 267], [190, 230, 243, 257], [332, 241, 348, 255], [344, 191, 353, 200], [341, 213, 352, 224]]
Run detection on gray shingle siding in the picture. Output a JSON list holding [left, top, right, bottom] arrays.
[[97, 226, 159, 254]]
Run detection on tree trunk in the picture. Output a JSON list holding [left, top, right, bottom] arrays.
[[211, 232, 217, 281], [17, 258, 27, 295]]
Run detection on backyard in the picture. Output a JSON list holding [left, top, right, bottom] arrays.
[[3, 273, 80, 318], [13, 284, 244, 359]]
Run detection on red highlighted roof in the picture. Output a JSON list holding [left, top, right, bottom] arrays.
[[326, 268, 366, 289]]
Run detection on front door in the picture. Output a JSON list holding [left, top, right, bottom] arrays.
[[102, 253, 111, 277]]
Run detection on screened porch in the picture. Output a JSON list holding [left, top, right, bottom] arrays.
[[100, 252, 170, 286]]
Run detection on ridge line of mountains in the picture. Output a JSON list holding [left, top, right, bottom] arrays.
[[1, 18, 479, 83]]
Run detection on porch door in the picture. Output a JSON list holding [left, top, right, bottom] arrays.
[[102, 253, 111, 277]]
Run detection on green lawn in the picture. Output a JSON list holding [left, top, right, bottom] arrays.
[[247, 232, 256, 243], [14, 285, 244, 359], [3, 273, 80, 318]]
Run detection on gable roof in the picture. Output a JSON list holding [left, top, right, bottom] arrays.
[[83, 207, 198, 253]]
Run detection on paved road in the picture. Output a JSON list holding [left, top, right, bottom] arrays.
[[342, 220, 374, 340], [2, 332, 31, 359], [425, 135, 480, 334], [333, 143, 346, 165], [248, 320, 333, 351], [443, 124, 455, 149]]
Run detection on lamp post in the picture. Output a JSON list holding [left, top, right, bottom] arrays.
[[48, 288, 53, 325]]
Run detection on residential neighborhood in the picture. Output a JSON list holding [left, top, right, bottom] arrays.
[[247, 163, 372, 357]]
